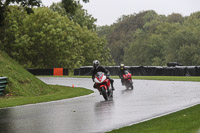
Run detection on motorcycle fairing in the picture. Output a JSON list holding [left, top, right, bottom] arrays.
[[123, 73, 132, 79], [94, 72, 111, 90], [99, 78, 110, 90], [94, 72, 106, 83]]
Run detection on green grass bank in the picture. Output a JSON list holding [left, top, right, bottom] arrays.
[[0, 50, 93, 108]]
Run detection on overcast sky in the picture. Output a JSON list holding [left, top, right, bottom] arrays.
[[42, 0, 200, 26]]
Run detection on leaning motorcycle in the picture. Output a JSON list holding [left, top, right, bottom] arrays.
[[122, 70, 133, 89], [94, 72, 113, 100]]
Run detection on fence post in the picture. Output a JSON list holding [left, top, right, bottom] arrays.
[[0, 77, 7, 96]]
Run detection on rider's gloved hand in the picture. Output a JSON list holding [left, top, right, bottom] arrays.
[[106, 72, 110, 77]]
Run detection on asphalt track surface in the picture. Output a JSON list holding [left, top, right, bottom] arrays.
[[0, 77, 200, 133]]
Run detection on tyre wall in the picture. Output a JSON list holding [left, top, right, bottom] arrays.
[[73, 66, 200, 76], [27, 66, 200, 76], [27, 68, 68, 76]]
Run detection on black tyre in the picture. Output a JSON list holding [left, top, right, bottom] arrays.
[[129, 80, 133, 89], [109, 89, 113, 98], [125, 84, 129, 89], [125, 81, 130, 89], [130, 83, 134, 89], [101, 87, 108, 100]]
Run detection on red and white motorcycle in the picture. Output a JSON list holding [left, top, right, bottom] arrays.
[[94, 72, 113, 100], [122, 70, 134, 89]]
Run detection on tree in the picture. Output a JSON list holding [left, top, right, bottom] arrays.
[[50, 2, 96, 30], [21, 7, 87, 69], [72, 4, 96, 30], [99, 10, 160, 65], [167, 13, 184, 24], [0, 0, 41, 26], [61, 0, 89, 19], [177, 44, 200, 65], [98, 10, 200, 66], [0, 6, 28, 60], [0, 6, 113, 71]]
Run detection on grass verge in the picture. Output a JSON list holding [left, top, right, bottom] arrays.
[[0, 85, 93, 108], [131, 76, 200, 82], [108, 104, 200, 133]]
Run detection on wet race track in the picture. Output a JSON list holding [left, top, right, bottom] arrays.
[[0, 77, 200, 133]]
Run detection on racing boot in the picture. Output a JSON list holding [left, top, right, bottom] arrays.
[[111, 81, 115, 91], [121, 79, 125, 86], [108, 77, 115, 91]]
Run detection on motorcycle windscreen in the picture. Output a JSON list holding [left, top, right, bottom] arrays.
[[123, 70, 132, 79], [96, 72, 104, 81], [124, 70, 129, 74]]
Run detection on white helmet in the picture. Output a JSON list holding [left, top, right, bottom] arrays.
[[93, 60, 100, 69]]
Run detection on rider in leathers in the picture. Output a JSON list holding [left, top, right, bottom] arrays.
[[119, 64, 129, 86], [91, 60, 115, 91]]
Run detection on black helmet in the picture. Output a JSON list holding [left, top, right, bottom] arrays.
[[120, 64, 124, 70], [93, 60, 100, 69]]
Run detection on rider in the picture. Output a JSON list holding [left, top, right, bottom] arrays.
[[119, 64, 129, 86], [91, 60, 115, 91]]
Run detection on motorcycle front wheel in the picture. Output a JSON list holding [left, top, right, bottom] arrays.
[[101, 87, 108, 100], [130, 83, 134, 89], [129, 80, 134, 89]]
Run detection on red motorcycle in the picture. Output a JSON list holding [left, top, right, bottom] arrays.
[[122, 70, 133, 89], [94, 72, 113, 100]]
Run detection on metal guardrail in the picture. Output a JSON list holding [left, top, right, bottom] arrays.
[[0, 77, 7, 96]]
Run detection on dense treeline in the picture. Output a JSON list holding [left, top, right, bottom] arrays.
[[0, 0, 114, 73], [1, 1, 200, 69], [97, 10, 200, 66]]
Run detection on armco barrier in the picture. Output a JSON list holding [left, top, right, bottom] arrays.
[[0, 77, 7, 96]]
